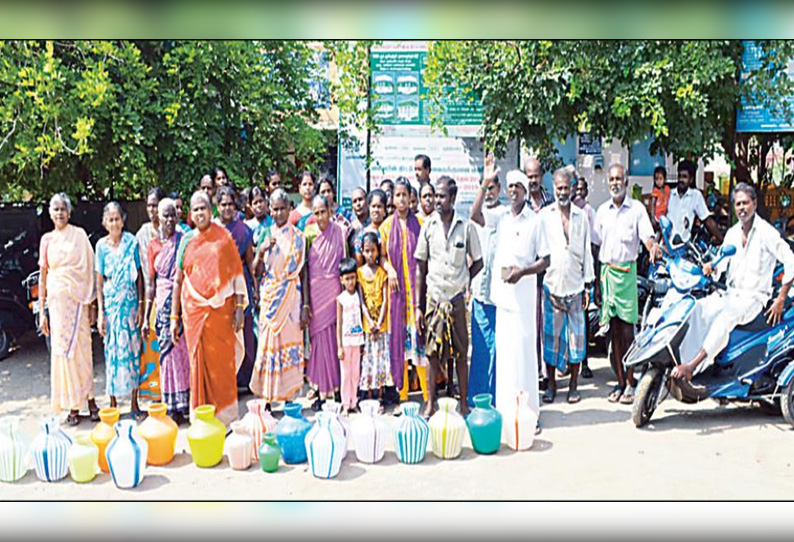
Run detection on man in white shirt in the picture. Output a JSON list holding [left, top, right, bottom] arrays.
[[476, 170, 549, 426], [666, 160, 723, 245], [539, 169, 595, 404], [671, 183, 794, 380], [467, 154, 505, 407], [594, 164, 662, 404]]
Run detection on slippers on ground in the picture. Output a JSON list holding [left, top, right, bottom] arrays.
[[607, 385, 624, 403], [534, 422, 542, 436], [66, 413, 80, 426], [567, 390, 581, 404], [619, 386, 636, 405], [581, 365, 594, 379], [542, 387, 556, 404]]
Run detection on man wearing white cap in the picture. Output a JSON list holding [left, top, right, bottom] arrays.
[[473, 168, 549, 428]]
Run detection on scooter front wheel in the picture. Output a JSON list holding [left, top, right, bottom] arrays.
[[632, 367, 664, 428], [781, 378, 794, 428]]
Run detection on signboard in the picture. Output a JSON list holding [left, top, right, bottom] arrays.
[[370, 46, 482, 127], [338, 129, 518, 220], [339, 41, 495, 218], [578, 132, 602, 155], [736, 40, 794, 132]]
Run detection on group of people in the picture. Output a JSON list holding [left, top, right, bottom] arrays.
[[37, 152, 794, 433]]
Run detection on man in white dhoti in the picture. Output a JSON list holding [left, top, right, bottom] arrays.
[[672, 183, 794, 381], [473, 169, 548, 427]]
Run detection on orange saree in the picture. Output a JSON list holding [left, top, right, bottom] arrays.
[[177, 223, 247, 425]]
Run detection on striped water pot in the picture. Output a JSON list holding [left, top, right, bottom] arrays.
[[0, 416, 28, 482], [305, 412, 346, 479], [429, 398, 467, 459], [31, 417, 71, 482], [350, 399, 387, 464], [393, 402, 429, 464], [106, 420, 148, 489], [502, 391, 538, 451]]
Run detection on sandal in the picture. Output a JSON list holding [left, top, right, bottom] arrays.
[[132, 410, 148, 422], [310, 398, 325, 412], [66, 412, 80, 426], [542, 387, 556, 404], [567, 390, 581, 404], [607, 385, 624, 403], [581, 363, 594, 379], [619, 385, 636, 405], [89, 409, 100, 422]]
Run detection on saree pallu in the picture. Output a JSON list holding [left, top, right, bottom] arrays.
[[151, 232, 190, 416], [306, 223, 344, 394], [97, 232, 142, 398], [137, 222, 161, 401], [39, 225, 96, 413], [380, 213, 422, 389], [178, 223, 247, 425], [251, 223, 306, 403]]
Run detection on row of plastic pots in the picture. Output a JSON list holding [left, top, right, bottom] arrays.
[[0, 392, 539, 488]]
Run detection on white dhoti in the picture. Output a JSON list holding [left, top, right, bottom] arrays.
[[495, 306, 539, 414], [679, 290, 764, 376]]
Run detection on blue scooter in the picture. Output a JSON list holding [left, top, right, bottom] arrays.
[[625, 218, 794, 428]]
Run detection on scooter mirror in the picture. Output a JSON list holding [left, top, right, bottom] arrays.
[[720, 244, 737, 257], [659, 215, 674, 251]]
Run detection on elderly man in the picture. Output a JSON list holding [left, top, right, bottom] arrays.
[[594, 164, 662, 404], [666, 160, 723, 245], [672, 183, 794, 381], [480, 170, 549, 426], [539, 168, 595, 404], [467, 154, 505, 406], [416, 176, 483, 417]]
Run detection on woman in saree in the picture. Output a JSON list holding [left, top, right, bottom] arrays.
[[145, 198, 191, 424], [379, 178, 426, 406], [289, 171, 317, 231], [137, 186, 166, 401], [305, 195, 346, 410], [318, 178, 352, 233], [353, 189, 388, 267], [216, 186, 258, 391], [38, 193, 99, 425], [250, 189, 309, 410], [95, 202, 144, 419], [170, 191, 247, 425]]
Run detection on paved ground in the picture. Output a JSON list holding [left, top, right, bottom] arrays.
[[2, 331, 793, 500]]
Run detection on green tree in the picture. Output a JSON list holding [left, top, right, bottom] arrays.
[[0, 40, 332, 202], [423, 40, 794, 171]]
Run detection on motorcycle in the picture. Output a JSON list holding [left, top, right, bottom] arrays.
[[625, 227, 794, 428], [0, 232, 37, 360]]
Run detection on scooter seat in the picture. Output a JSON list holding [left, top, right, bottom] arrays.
[[734, 311, 768, 333]]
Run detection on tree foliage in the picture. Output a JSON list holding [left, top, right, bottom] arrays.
[[423, 40, 794, 171], [0, 40, 331, 201]]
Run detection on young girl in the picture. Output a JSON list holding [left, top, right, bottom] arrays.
[[651, 165, 670, 223], [336, 258, 365, 414], [357, 232, 393, 406], [95, 202, 144, 420]]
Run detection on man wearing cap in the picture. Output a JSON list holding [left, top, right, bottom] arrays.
[[594, 164, 662, 404], [474, 169, 549, 426]]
